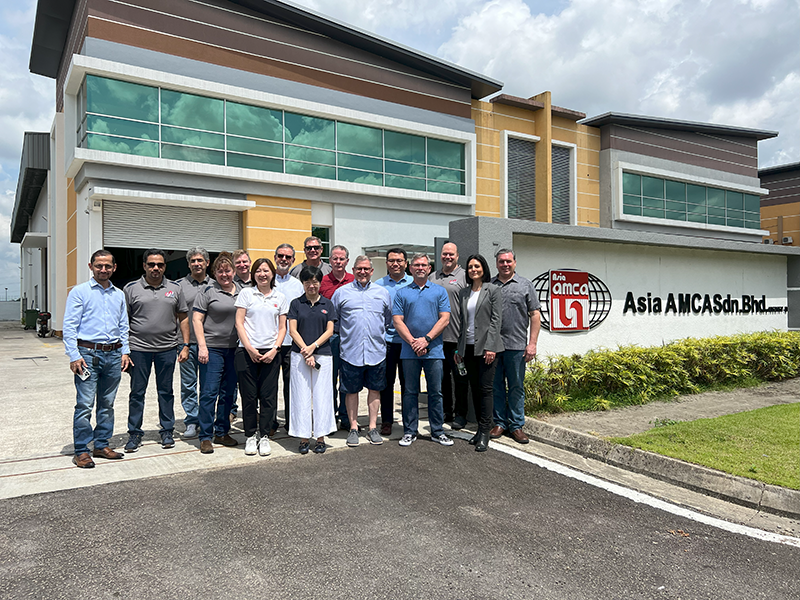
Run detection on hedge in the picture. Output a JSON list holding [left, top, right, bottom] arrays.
[[523, 331, 800, 413]]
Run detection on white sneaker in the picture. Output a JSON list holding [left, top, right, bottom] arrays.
[[434, 434, 454, 447], [244, 434, 258, 455], [258, 436, 271, 456], [398, 434, 416, 447], [183, 424, 198, 439]]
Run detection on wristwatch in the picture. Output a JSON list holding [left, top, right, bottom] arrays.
[[424, 335, 432, 343]]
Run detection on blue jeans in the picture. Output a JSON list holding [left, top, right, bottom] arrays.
[[198, 347, 237, 441], [73, 347, 122, 454], [401, 358, 445, 438], [330, 334, 349, 426], [493, 350, 526, 431], [179, 343, 199, 426], [128, 348, 177, 437]]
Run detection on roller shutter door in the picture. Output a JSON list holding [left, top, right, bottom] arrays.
[[507, 137, 536, 220], [552, 145, 572, 225], [103, 201, 241, 252]]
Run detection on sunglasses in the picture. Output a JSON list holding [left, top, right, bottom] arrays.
[[305, 246, 322, 252], [146, 262, 165, 268], [275, 253, 293, 260]]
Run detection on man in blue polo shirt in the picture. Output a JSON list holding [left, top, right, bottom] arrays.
[[392, 253, 454, 448]]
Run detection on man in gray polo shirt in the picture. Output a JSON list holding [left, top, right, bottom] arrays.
[[491, 248, 541, 444], [123, 249, 190, 452], [429, 241, 469, 428], [176, 247, 210, 439], [289, 235, 332, 278]]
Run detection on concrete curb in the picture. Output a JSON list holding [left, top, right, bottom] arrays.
[[523, 417, 800, 519]]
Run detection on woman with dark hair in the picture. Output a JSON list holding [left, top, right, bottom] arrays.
[[287, 266, 336, 454], [455, 254, 504, 452], [235, 258, 288, 457], [193, 252, 242, 454]]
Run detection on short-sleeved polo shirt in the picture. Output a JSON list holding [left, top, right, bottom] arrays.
[[234, 274, 253, 287], [235, 287, 289, 349], [287, 295, 334, 355], [392, 282, 450, 360], [192, 280, 241, 348], [124, 276, 188, 352], [289, 261, 332, 279], [177, 274, 210, 344], [491, 273, 541, 351], [275, 273, 305, 347], [429, 265, 468, 343], [319, 271, 354, 299]]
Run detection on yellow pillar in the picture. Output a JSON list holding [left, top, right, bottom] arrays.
[[531, 91, 552, 223]]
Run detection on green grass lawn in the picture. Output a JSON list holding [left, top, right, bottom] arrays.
[[609, 403, 800, 489]]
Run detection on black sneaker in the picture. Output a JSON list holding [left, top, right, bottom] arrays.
[[124, 434, 142, 453], [161, 432, 175, 449]]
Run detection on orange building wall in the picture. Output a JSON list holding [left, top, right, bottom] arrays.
[[243, 196, 313, 262]]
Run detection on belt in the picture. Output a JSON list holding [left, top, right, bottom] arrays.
[[77, 339, 122, 351]]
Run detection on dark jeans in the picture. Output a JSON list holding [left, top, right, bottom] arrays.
[[442, 341, 469, 419], [380, 342, 406, 424], [330, 334, 349, 426], [235, 347, 281, 437], [273, 345, 292, 429], [198, 347, 237, 441], [127, 348, 177, 436], [463, 345, 497, 433]]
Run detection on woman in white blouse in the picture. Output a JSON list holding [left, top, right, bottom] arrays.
[[455, 254, 504, 452], [234, 258, 288, 457]]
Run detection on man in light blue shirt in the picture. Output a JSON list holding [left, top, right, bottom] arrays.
[[63, 250, 131, 468], [392, 253, 453, 448], [375, 247, 411, 435], [332, 256, 392, 447]]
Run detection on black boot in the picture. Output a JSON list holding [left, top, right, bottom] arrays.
[[475, 431, 490, 452], [468, 431, 480, 445]]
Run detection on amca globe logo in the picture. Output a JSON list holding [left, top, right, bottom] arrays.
[[532, 269, 612, 332]]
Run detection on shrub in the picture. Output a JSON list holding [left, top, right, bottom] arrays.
[[524, 331, 800, 414]]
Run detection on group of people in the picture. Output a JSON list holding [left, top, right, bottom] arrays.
[[63, 237, 540, 468]]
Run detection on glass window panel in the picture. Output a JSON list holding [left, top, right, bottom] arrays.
[[312, 226, 330, 260], [427, 180, 464, 195], [161, 89, 223, 132], [285, 145, 336, 165], [707, 215, 726, 226], [338, 153, 382, 172], [623, 194, 642, 207], [707, 206, 725, 217], [744, 211, 761, 223], [161, 143, 224, 165], [86, 115, 158, 141], [622, 172, 641, 196], [643, 197, 664, 209], [226, 102, 283, 141], [427, 138, 465, 169], [687, 203, 706, 215], [227, 153, 283, 173], [386, 160, 425, 178], [228, 136, 282, 158], [337, 122, 382, 157], [385, 174, 426, 191], [665, 210, 687, 221], [86, 134, 159, 157], [726, 218, 743, 228], [284, 113, 335, 149], [727, 209, 745, 221], [642, 208, 665, 219], [687, 184, 706, 205], [687, 212, 707, 223], [337, 168, 383, 186], [665, 180, 686, 202], [385, 130, 425, 163], [707, 188, 725, 207], [86, 75, 158, 122], [427, 166, 465, 183], [726, 191, 744, 210], [285, 160, 336, 180], [744, 194, 761, 213], [665, 200, 686, 213], [161, 126, 224, 149], [642, 176, 664, 199], [623, 204, 641, 216], [745, 220, 762, 230]]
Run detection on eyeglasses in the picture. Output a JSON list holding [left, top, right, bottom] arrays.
[[94, 265, 114, 271], [275, 254, 293, 260], [386, 259, 406, 264], [305, 246, 322, 252], [146, 262, 165, 268]]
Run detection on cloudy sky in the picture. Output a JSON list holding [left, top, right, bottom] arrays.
[[1, 0, 798, 297]]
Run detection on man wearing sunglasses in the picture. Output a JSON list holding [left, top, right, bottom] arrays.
[[289, 236, 332, 279], [123, 248, 190, 453]]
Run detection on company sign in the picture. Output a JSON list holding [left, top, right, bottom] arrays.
[[532, 270, 612, 333]]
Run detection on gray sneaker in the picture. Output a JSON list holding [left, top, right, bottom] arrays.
[[366, 428, 383, 445], [346, 429, 360, 447], [183, 424, 198, 439], [434, 434, 454, 447]]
